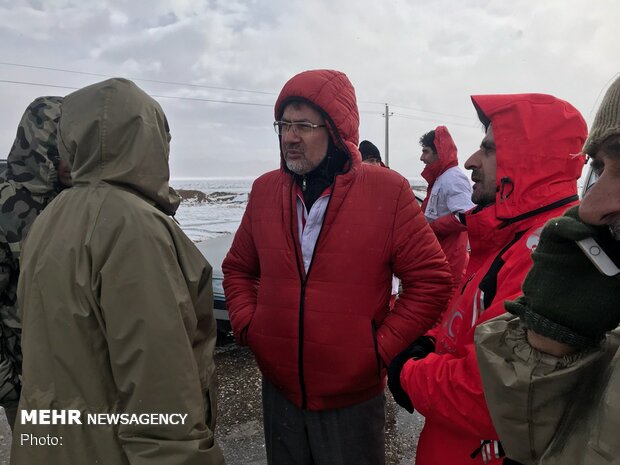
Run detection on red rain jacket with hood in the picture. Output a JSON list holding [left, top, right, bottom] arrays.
[[421, 126, 472, 288], [401, 94, 587, 465], [223, 70, 452, 411]]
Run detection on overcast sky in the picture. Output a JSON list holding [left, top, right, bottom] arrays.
[[0, 0, 617, 180]]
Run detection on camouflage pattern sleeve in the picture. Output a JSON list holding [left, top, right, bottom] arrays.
[[0, 95, 64, 408], [0, 239, 18, 327], [0, 239, 21, 404], [0, 242, 11, 296]]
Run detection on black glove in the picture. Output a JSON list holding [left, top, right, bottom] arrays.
[[505, 206, 620, 349], [387, 336, 435, 413]]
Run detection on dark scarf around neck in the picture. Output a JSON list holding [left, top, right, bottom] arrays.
[[294, 139, 348, 210]]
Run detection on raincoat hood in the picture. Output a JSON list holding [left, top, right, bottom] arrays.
[[274, 69, 362, 170], [58, 78, 180, 215], [5, 96, 63, 196], [471, 93, 586, 221], [421, 125, 459, 185]]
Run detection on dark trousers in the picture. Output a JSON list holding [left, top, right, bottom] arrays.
[[262, 379, 386, 465]]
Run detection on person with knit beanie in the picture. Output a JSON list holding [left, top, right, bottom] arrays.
[[476, 74, 620, 465], [359, 139, 383, 165], [580, 74, 620, 241]]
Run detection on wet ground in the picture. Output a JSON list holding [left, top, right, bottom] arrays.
[[0, 335, 423, 464], [0, 410, 8, 465]]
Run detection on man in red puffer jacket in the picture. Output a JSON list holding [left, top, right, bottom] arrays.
[[223, 69, 453, 465]]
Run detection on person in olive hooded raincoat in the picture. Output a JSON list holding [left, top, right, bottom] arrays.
[[12, 78, 224, 465]]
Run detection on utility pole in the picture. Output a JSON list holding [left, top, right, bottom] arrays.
[[383, 103, 393, 166]]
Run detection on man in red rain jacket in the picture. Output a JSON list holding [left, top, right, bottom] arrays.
[[388, 93, 587, 465]]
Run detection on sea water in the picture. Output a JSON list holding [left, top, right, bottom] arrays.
[[172, 177, 426, 242]]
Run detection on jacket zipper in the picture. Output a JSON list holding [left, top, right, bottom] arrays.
[[291, 180, 336, 410], [298, 280, 308, 408], [288, 112, 351, 409]]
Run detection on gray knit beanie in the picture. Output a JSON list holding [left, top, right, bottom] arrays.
[[583, 75, 620, 156]]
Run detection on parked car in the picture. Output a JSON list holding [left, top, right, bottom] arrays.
[[582, 164, 598, 197], [196, 234, 233, 334]]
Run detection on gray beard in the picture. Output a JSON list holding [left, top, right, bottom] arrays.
[[286, 157, 313, 175]]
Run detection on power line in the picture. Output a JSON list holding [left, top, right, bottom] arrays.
[[1, 61, 476, 119], [360, 100, 471, 120], [0, 79, 273, 107], [359, 99, 389, 105], [0, 75, 480, 123], [389, 103, 472, 120], [0, 79, 480, 118], [0, 79, 76, 91], [391, 112, 478, 129], [0, 61, 278, 96], [153, 94, 271, 107]]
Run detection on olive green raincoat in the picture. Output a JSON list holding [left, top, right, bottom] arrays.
[[12, 78, 224, 465], [476, 314, 619, 465]]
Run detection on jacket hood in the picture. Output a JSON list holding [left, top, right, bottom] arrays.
[[274, 69, 362, 170], [421, 125, 458, 185], [5, 96, 63, 196], [58, 78, 180, 215], [471, 93, 586, 221]]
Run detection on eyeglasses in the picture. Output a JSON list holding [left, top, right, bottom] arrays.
[[273, 120, 326, 136]]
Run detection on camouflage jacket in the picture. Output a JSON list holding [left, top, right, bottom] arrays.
[[0, 96, 64, 404]]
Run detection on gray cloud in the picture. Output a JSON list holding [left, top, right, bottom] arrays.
[[0, 0, 617, 180]]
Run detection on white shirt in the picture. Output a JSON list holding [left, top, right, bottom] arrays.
[[296, 194, 330, 273], [424, 166, 474, 222], [296, 191, 400, 295]]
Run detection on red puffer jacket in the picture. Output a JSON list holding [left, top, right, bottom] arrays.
[[223, 70, 453, 411], [401, 93, 587, 465]]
